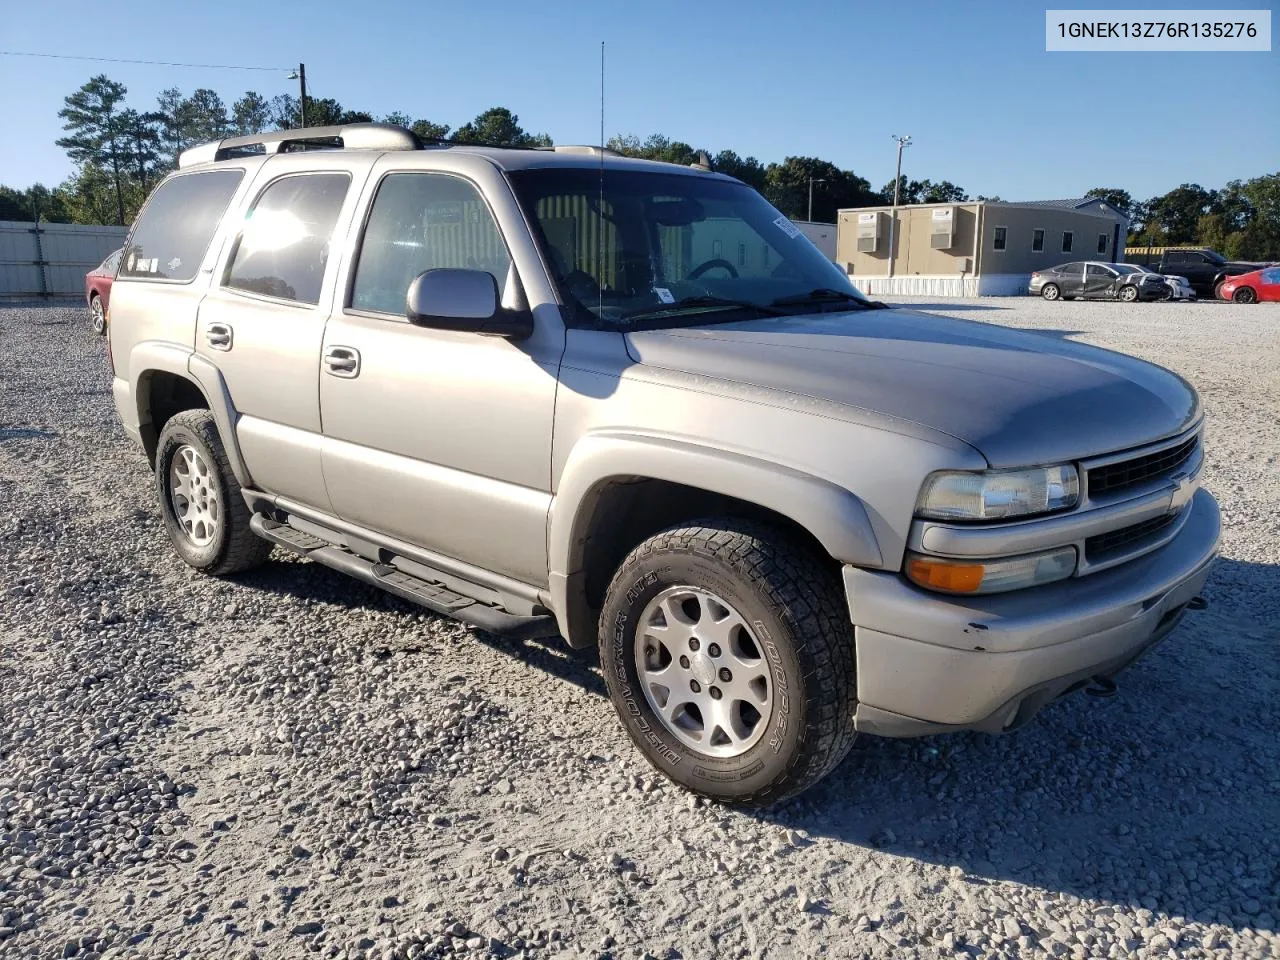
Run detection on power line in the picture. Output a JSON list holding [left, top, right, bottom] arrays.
[[0, 50, 288, 71]]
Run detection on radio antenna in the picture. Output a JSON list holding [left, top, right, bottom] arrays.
[[598, 40, 604, 321]]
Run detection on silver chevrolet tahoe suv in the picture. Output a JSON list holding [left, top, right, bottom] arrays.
[[107, 123, 1220, 805]]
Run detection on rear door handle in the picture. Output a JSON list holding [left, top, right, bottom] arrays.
[[324, 345, 360, 378], [206, 323, 233, 351]]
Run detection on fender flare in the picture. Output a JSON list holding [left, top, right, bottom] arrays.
[[129, 342, 253, 488], [546, 432, 883, 644]]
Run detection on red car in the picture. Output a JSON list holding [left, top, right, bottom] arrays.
[[1218, 266, 1280, 304], [84, 248, 122, 335]]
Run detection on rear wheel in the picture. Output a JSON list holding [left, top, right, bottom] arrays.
[[155, 410, 272, 575], [1118, 285, 1139, 303], [1040, 283, 1061, 301], [1233, 286, 1257, 304], [89, 294, 106, 336], [599, 519, 857, 806]]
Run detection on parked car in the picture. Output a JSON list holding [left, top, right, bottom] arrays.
[[1217, 266, 1280, 303], [1029, 261, 1167, 302], [1125, 247, 1267, 299], [1128, 264, 1195, 301], [106, 123, 1220, 805], [84, 248, 121, 335]]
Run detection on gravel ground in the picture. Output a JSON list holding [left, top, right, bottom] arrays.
[[0, 296, 1277, 960]]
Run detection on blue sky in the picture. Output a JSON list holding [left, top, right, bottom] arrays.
[[1, 0, 1276, 202]]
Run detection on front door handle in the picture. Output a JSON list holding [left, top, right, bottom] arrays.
[[324, 345, 360, 378], [206, 323, 233, 351]]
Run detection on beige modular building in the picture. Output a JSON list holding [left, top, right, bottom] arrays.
[[836, 198, 1129, 297]]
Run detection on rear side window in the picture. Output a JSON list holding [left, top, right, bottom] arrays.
[[1060, 262, 1084, 276], [120, 170, 243, 282], [351, 173, 511, 316], [225, 173, 351, 305]]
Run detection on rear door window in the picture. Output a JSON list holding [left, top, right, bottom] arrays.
[[225, 173, 351, 305], [120, 170, 244, 282]]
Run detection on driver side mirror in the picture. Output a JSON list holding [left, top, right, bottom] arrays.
[[405, 269, 533, 339]]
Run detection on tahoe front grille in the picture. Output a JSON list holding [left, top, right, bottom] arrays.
[[1085, 513, 1178, 562], [1087, 434, 1199, 499]]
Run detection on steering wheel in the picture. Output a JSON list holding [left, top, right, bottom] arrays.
[[688, 258, 739, 280]]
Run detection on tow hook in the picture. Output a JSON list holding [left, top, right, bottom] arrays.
[[1085, 675, 1119, 698], [1187, 596, 1208, 611]]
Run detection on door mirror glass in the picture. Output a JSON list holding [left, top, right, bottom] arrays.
[[405, 268, 531, 339]]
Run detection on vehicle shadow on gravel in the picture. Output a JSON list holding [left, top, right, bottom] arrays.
[[762, 556, 1280, 935]]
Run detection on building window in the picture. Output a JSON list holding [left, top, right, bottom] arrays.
[[738, 241, 747, 267], [1097, 233, 1108, 255], [1061, 231, 1074, 254], [762, 243, 770, 266], [712, 239, 722, 258], [992, 227, 1007, 251], [1032, 229, 1044, 252]]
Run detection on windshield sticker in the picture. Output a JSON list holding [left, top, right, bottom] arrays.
[[653, 287, 675, 304], [773, 216, 802, 240]]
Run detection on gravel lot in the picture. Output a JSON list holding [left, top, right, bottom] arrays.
[[1, 296, 1277, 960]]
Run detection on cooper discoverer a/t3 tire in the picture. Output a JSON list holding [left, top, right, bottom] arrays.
[[599, 519, 858, 805], [155, 410, 272, 575]]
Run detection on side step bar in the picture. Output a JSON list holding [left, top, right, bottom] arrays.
[[249, 515, 560, 640]]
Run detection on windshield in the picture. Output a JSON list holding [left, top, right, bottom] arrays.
[[508, 168, 871, 329]]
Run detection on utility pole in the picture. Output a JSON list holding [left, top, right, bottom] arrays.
[[887, 134, 912, 278], [807, 177, 827, 222], [288, 63, 308, 127]]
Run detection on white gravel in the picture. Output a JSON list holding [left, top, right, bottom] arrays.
[[0, 296, 1277, 960]]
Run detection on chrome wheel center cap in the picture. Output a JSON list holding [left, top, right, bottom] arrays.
[[690, 651, 716, 686]]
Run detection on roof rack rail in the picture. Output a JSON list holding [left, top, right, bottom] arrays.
[[547, 145, 622, 157], [178, 122, 419, 168]]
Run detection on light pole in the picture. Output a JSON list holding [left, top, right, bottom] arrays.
[[287, 63, 308, 127], [807, 177, 827, 222], [887, 134, 911, 278]]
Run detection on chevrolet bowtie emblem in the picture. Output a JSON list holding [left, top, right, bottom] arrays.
[[1168, 472, 1197, 513]]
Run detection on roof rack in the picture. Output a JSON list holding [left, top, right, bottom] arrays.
[[178, 122, 419, 168]]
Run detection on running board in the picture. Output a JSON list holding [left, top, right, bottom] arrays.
[[249, 515, 559, 640]]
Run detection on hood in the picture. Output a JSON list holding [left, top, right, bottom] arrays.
[[624, 309, 1200, 468]]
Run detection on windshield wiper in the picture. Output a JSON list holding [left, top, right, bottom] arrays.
[[770, 288, 885, 309], [624, 295, 786, 322]]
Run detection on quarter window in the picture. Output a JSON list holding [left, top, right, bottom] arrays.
[[351, 173, 511, 316], [1097, 233, 1109, 255], [1061, 231, 1074, 254], [1032, 229, 1044, 252], [120, 170, 244, 282], [992, 227, 1007, 251], [225, 173, 350, 305]]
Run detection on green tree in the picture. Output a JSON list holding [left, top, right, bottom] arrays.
[[711, 150, 766, 192], [410, 118, 451, 142], [454, 107, 551, 147], [119, 109, 165, 190], [0, 183, 70, 222], [232, 91, 273, 135], [1084, 187, 1134, 216], [56, 163, 145, 225], [766, 157, 878, 222], [1145, 183, 1216, 244], [56, 75, 131, 224]]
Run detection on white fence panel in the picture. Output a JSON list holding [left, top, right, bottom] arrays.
[[0, 221, 128, 297]]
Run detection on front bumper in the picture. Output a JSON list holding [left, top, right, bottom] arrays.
[[845, 488, 1220, 736]]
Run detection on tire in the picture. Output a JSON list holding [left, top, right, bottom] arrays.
[[1118, 285, 1139, 303], [89, 293, 106, 336], [1214, 282, 1227, 301], [1233, 286, 1257, 304], [154, 410, 272, 575], [1040, 283, 1061, 301], [599, 519, 857, 806]]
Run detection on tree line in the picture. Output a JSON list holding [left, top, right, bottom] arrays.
[[2, 74, 1277, 260]]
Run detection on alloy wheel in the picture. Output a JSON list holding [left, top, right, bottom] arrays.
[[168, 444, 220, 546], [634, 586, 773, 758]]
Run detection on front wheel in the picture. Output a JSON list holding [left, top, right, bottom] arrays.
[[1118, 285, 1139, 303], [1233, 286, 1257, 304], [155, 410, 272, 575], [599, 520, 857, 806], [1040, 283, 1061, 301], [89, 294, 106, 336]]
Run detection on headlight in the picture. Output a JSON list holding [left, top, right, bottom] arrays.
[[905, 546, 1077, 595], [916, 465, 1079, 521]]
